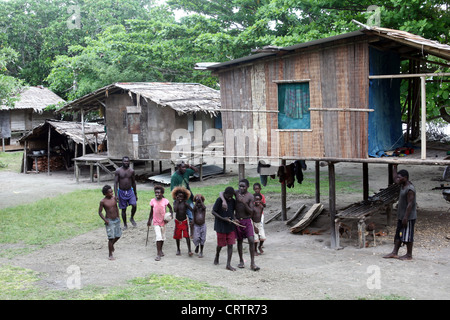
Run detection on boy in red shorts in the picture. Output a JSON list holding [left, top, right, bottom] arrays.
[[172, 186, 193, 256]]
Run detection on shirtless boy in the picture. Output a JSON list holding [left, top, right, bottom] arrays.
[[172, 186, 193, 256], [193, 194, 207, 258], [114, 156, 137, 229], [252, 193, 266, 255], [220, 179, 259, 271], [98, 185, 122, 260]]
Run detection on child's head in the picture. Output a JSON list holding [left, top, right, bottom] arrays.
[[254, 193, 262, 203], [194, 194, 205, 204], [224, 186, 235, 200], [154, 185, 164, 199], [238, 179, 249, 193], [253, 182, 262, 193], [102, 184, 112, 195], [171, 186, 191, 201]]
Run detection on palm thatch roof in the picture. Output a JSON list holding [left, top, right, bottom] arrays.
[[59, 82, 221, 116], [0, 86, 65, 112], [19, 120, 106, 145]]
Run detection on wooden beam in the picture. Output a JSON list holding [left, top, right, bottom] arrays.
[[421, 76, 427, 160], [369, 72, 450, 79], [363, 163, 369, 201], [281, 159, 287, 221], [328, 162, 337, 249], [315, 161, 320, 203]]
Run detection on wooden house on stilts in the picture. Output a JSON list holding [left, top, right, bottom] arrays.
[[205, 24, 450, 248]]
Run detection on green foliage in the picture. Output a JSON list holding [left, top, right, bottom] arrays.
[[0, 0, 448, 117], [0, 46, 23, 107]]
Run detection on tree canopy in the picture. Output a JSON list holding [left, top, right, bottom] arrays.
[[0, 0, 448, 117]]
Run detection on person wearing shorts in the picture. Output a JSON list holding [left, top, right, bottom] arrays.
[[219, 179, 260, 271], [383, 165, 417, 260], [148, 185, 173, 261], [114, 156, 138, 230], [212, 186, 239, 271], [98, 185, 122, 260]]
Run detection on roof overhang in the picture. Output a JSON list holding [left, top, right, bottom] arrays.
[[206, 26, 450, 72]]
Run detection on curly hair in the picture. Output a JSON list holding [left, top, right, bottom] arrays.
[[102, 185, 112, 195], [193, 194, 205, 203], [154, 184, 165, 194], [171, 186, 191, 200]]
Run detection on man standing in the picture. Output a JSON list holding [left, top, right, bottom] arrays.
[[114, 156, 137, 230], [383, 164, 417, 260], [170, 161, 198, 230]]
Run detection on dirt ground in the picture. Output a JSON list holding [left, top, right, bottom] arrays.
[[1, 156, 450, 300]]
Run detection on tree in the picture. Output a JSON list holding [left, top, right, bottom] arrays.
[[0, 0, 157, 87], [0, 46, 23, 107], [46, 7, 221, 100]]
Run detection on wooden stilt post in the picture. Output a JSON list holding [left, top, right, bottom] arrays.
[[363, 163, 368, 201], [281, 159, 287, 221], [47, 125, 51, 175], [238, 163, 245, 181], [315, 161, 320, 203], [329, 162, 337, 249]]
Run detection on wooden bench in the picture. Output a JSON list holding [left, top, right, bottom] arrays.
[[335, 183, 400, 248]]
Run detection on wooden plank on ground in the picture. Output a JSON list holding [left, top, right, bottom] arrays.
[[290, 203, 324, 233], [285, 204, 306, 225]]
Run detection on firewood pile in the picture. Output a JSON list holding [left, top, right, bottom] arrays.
[[32, 156, 65, 172]]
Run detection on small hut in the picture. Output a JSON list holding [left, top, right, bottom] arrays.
[[205, 24, 450, 248], [0, 86, 64, 149], [19, 120, 105, 174]]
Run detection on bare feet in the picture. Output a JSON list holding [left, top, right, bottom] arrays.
[[237, 262, 245, 268], [214, 256, 219, 265], [130, 219, 137, 227], [383, 252, 399, 259], [176, 250, 181, 256], [155, 256, 161, 261], [251, 264, 260, 271], [399, 254, 412, 260], [108, 256, 115, 260], [226, 265, 236, 271]]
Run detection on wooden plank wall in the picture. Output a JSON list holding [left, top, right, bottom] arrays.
[[219, 38, 370, 161]]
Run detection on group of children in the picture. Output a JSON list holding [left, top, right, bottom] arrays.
[[98, 180, 267, 270]]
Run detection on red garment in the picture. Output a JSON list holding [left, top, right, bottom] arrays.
[[173, 219, 189, 239]]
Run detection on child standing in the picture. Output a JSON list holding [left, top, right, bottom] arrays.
[[253, 183, 267, 254], [172, 186, 193, 256], [193, 194, 207, 258], [252, 193, 266, 255], [98, 185, 122, 260], [148, 185, 173, 261]]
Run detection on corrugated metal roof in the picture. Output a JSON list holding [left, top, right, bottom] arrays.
[[0, 86, 65, 112], [59, 82, 221, 116]]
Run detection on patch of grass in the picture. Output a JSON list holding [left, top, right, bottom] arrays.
[[0, 151, 23, 172], [0, 265, 246, 300]]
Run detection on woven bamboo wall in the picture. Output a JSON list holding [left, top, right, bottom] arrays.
[[219, 37, 370, 160]]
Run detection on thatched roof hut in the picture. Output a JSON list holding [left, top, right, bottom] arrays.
[[19, 120, 106, 173], [0, 86, 65, 145], [59, 82, 221, 162]]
